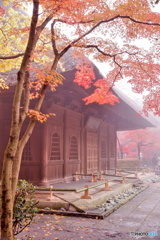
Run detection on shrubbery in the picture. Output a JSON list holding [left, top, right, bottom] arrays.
[[13, 180, 38, 236]]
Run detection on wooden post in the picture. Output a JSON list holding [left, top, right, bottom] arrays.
[[90, 172, 97, 182], [50, 185, 53, 199], [116, 169, 123, 176], [48, 185, 54, 201], [135, 169, 138, 178], [121, 176, 127, 184], [74, 172, 79, 181], [102, 181, 112, 191], [81, 185, 92, 199], [97, 171, 104, 181], [116, 168, 121, 176]]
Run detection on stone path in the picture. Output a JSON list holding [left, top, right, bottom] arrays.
[[16, 181, 160, 240]]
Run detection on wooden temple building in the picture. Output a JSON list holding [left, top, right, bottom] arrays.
[[0, 64, 154, 186]]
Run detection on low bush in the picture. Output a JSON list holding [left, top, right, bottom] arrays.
[[13, 179, 38, 236]]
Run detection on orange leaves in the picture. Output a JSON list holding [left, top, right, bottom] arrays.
[[0, 6, 5, 17], [83, 78, 119, 105], [145, 12, 160, 24], [83, 88, 119, 105], [29, 64, 64, 99], [74, 59, 95, 89], [74, 59, 119, 105], [143, 90, 160, 116], [1, 0, 160, 117], [115, 0, 151, 19], [39, 0, 95, 22], [27, 110, 55, 123]]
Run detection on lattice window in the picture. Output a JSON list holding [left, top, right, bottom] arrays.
[[22, 140, 32, 161], [69, 136, 78, 160], [50, 133, 60, 160], [101, 141, 106, 158]]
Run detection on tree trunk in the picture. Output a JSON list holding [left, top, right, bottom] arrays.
[[1, 88, 22, 239], [0, 2, 40, 239], [117, 137, 123, 159], [1, 1, 55, 237], [137, 145, 141, 160], [1, 158, 14, 240]]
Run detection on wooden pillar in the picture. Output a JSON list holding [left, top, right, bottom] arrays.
[[39, 124, 48, 186], [98, 123, 101, 172], [115, 129, 118, 170], [107, 123, 110, 170], [85, 131, 88, 175], [63, 110, 68, 179], [80, 115, 84, 174]]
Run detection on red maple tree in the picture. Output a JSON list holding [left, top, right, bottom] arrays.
[[117, 128, 160, 162]]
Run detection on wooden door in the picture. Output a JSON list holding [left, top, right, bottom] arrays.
[[86, 132, 98, 173], [101, 140, 108, 170]]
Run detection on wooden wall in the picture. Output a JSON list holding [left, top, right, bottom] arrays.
[[0, 88, 117, 186]]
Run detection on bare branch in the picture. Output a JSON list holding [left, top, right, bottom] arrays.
[[76, 44, 139, 83], [0, 53, 24, 60], [119, 15, 160, 26], [54, 18, 94, 25], [36, 14, 53, 32], [51, 20, 58, 56], [56, 14, 160, 30], [39, 39, 51, 45]]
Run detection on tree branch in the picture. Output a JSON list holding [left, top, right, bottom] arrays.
[[19, 69, 30, 126], [119, 15, 160, 26], [0, 28, 7, 41], [56, 14, 160, 31], [135, 55, 153, 82], [19, 83, 48, 149], [77, 44, 138, 83], [57, 12, 160, 64], [51, 20, 58, 56], [0, 53, 24, 60]]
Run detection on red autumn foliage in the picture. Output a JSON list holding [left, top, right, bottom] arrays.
[[117, 128, 160, 161]]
